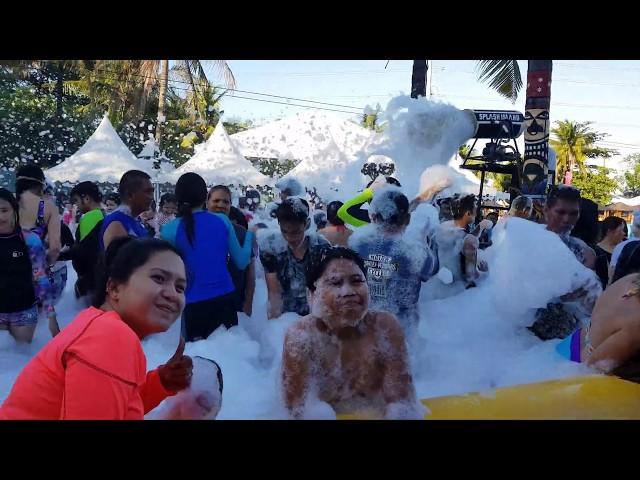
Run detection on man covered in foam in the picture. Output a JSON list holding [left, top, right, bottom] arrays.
[[258, 197, 330, 318], [349, 186, 441, 336], [432, 193, 492, 295], [147, 356, 223, 420], [281, 247, 423, 419], [527, 185, 601, 340]]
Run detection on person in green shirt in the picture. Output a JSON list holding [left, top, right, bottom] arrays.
[[59, 181, 105, 299]]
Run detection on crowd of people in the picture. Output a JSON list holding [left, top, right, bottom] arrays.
[[1, 161, 639, 420]]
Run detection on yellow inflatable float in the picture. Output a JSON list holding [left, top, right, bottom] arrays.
[[339, 375, 640, 420]]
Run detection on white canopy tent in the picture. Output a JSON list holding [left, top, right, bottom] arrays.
[[611, 195, 640, 206], [162, 121, 271, 186], [46, 115, 153, 183], [230, 111, 374, 163], [230, 111, 375, 198]]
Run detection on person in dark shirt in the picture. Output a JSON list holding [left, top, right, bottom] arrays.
[[259, 197, 330, 318], [594, 216, 627, 289], [59, 181, 104, 298]]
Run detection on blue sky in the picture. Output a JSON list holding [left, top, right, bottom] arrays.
[[210, 60, 640, 172]]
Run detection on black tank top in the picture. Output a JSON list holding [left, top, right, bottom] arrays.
[[0, 231, 36, 313]]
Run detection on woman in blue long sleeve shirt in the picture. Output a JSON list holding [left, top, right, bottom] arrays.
[[162, 173, 254, 341]]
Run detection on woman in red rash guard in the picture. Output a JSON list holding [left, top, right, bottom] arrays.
[[0, 236, 193, 420]]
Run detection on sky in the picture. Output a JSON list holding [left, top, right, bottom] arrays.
[[204, 60, 640, 174]]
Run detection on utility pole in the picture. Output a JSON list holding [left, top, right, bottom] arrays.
[[411, 60, 428, 99], [427, 60, 433, 100], [156, 60, 169, 150]]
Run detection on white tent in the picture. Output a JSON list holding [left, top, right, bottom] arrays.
[[138, 136, 175, 178], [46, 115, 153, 183], [162, 121, 271, 186], [611, 195, 640, 206], [231, 112, 375, 198], [230, 111, 374, 163], [279, 135, 371, 200]]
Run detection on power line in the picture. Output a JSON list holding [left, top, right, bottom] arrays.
[[554, 101, 640, 111], [601, 140, 640, 148], [432, 66, 640, 88], [432, 92, 640, 112], [224, 95, 362, 115], [88, 66, 366, 111], [554, 61, 640, 72], [72, 65, 640, 115], [221, 68, 429, 76], [66, 68, 366, 115]]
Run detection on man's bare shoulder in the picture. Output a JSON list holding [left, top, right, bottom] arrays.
[[285, 315, 317, 342], [367, 310, 404, 335]]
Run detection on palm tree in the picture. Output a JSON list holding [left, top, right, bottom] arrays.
[[409, 59, 523, 103], [134, 60, 236, 148], [63, 60, 148, 122], [3, 60, 90, 118], [475, 60, 523, 103], [549, 120, 615, 185], [27, 59, 235, 146]]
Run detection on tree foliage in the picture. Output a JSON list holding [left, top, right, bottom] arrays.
[[549, 120, 616, 183], [0, 62, 231, 172], [621, 153, 640, 197], [572, 166, 619, 205]]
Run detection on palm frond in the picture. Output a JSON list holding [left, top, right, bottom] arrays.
[[184, 60, 210, 90], [137, 60, 160, 116], [475, 60, 522, 103], [202, 60, 236, 89]]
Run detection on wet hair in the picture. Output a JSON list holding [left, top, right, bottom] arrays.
[[326, 201, 345, 226], [229, 206, 248, 230], [208, 185, 232, 201], [175, 173, 207, 247], [275, 178, 304, 197], [510, 195, 533, 214], [314, 211, 328, 230], [92, 236, 184, 308], [546, 184, 581, 208], [160, 193, 177, 207], [436, 197, 455, 222], [600, 216, 626, 242], [0, 188, 20, 232], [15, 164, 46, 198], [275, 197, 310, 225], [612, 241, 640, 284], [305, 246, 367, 291], [486, 211, 499, 222], [571, 198, 597, 246], [118, 170, 151, 199], [451, 194, 476, 220], [70, 181, 102, 203], [366, 176, 402, 189], [371, 189, 410, 227], [105, 192, 120, 205]]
